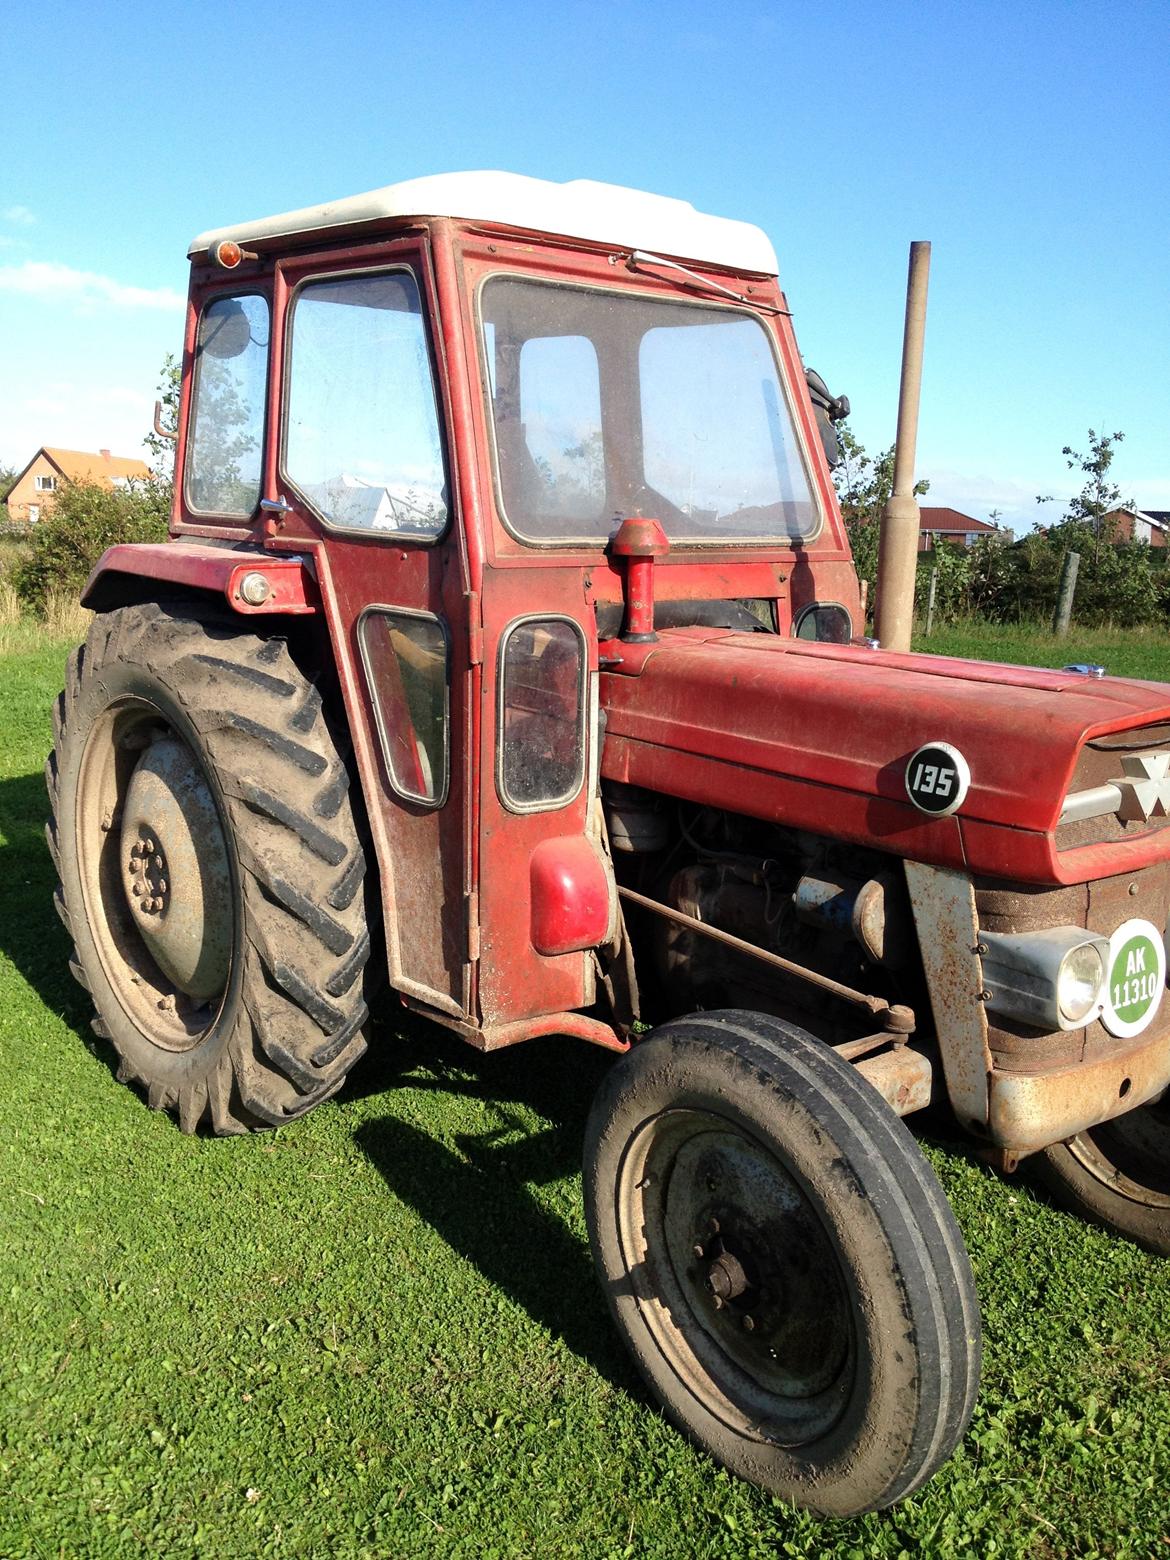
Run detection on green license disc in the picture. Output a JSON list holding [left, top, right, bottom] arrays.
[[1102, 918, 1166, 1038]]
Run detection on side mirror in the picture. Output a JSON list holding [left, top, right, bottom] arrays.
[[805, 367, 850, 469]]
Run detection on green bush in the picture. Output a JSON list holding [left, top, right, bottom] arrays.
[[13, 478, 170, 615]]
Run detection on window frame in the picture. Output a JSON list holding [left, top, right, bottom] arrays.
[[183, 287, 271, 521], [792, 600, 853, 643], [34, 474, 57, 492], [474, 270, 824, 551], [279, 263, 452, 545], [495, 612, 589, 815], [357, 603, 451, 809]]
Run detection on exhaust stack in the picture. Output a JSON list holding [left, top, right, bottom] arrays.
[[874, 241, 931, 654]]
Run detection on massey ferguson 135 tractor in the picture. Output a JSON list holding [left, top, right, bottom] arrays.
[[49, 173, 1170, 1516]]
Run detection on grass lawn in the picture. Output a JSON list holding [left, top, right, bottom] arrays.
[[3, 624, 1170, 1557]]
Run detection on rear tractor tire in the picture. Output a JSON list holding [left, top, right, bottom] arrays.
[[47, 601, 371, 1134], [584, 1011, 982, 1516]]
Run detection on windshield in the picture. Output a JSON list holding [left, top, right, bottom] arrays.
[[479, 276, 819, 545]]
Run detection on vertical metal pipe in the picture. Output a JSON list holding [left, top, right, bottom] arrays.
[[925, 568, 938, 637], [875, 241, 932, 653]]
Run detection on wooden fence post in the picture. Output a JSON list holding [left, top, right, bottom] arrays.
[[924, 569, 938, 637], [1052, 550, 1080, 636]]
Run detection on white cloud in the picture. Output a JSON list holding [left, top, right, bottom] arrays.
[[3, 204, 35, 226], [0, 260, 183, 312]]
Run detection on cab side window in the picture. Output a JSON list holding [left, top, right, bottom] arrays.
[[186, 293, 269, 517]]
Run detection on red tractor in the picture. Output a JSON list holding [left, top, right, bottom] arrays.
[[50, 173, 1170, 1517]]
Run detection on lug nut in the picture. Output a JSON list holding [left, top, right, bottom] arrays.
[[742, 1315, 756, 1333], [158, 879, 167, 894], [154, 855, 163, 869], [711, 1295, 724, 1310], [692, 1243, 705, 1259], [132, 882, 143, 896]]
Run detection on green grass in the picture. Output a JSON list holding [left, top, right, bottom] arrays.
[[915, 619, 1170, 681], [3, 628, 1170, 1557]]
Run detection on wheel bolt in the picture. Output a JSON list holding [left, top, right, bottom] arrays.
[[711, 1295, 724, 1310], [154, 856, 163, 869], [692, 1243, 705, 1259], [132, 882, 143, 896], [742, 1315, 756, 1333], [158, 880, 167, 894], [144, 838, 155, 854]]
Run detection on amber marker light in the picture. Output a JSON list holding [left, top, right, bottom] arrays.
[[212, 240, 244, 269]]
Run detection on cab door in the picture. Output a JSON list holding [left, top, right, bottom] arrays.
[[273, 245, 471, 1017]]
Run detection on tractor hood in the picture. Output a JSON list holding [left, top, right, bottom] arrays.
[[599, 629, 1170, 886]]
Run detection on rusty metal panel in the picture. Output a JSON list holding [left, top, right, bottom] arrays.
[[851, 1044, 934, 1117], [988, 1027, 1170, 1154], [904, 861, 992, 1128]]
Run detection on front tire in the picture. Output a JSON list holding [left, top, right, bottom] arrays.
[[583, 1011, 981, 1516], [1038, 1103, 1170, 1255], [47, 601, 371, 1134]]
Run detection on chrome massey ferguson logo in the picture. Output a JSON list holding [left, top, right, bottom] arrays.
[[1060, 749, 1170, 827], [1115, 751, 1170, 821]]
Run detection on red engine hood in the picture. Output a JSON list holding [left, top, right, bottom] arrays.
[[599, 629, 1170, 885]]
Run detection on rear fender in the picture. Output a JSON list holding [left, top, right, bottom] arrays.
[[82, 542, 320, 617]]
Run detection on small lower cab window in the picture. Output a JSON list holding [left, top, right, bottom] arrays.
[[498, 619, 585, 810], [285, 271, 448, 537], [187, 293, 269, 516], [359, 610, 448, 804], [794, 603, 852, 643]]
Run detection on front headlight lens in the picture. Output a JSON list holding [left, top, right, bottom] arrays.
[[1057, 943, 1105, 1024]]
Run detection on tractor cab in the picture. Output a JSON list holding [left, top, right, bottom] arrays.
[[117, 172, 857, 1042]]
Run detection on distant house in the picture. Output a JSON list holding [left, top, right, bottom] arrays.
[[5, 446, 152, 525], [917, 507, 1000, 552], [1104, 506, 1169, 548]]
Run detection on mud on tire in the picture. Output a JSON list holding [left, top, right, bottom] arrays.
[[47, 600, 371, 1134]]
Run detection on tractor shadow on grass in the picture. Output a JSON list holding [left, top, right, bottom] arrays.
[[352, 1021, 642, 1395], [0, 769, 95, 1031]]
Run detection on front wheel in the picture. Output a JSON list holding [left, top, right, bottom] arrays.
[[1037, 1102, 1170, 1255], [583, 1011, 981, 1517]]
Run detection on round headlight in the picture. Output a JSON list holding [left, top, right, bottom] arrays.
[[1057, 942, 1105, 1025]]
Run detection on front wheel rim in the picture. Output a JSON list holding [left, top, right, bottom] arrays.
[[616, 1108, 855, 1446], [1068, 1101, 1170, 1210]]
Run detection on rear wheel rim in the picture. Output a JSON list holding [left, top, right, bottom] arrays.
[[75, 697, 235, 1053], [617, 1107, 855, 1446]]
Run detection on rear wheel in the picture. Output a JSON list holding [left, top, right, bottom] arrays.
[[1038, 1102, 1170, 1255], [583, 1010, 981, 1516], [47, 601, 371, 1133]]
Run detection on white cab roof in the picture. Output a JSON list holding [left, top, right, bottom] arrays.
[[188, 170, 779, 275]]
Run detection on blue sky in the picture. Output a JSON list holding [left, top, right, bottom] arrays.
[[2, 0, 1166, 533]]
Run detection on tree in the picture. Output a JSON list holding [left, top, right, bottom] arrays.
[[1061, 429, 1130, 565], [832, 424, 929, 602], [144, 352, 181, 479], [13, 478, 169, 614], [0, 462, 17, 504]]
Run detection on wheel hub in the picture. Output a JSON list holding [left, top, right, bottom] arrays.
[[125, 834, 170, 916], [118, 736, 232, 1002]]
